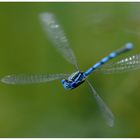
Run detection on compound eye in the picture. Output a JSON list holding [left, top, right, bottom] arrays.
[[61, 79, 65, 84]]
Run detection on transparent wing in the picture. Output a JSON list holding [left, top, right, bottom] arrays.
[[39, 12, 79, 70], [86, 80, 114, 127], [1, 73, 69, 84], [97, 54, 140, 74]]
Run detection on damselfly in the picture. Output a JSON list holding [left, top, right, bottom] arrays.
[[2, 12, 139, 127]]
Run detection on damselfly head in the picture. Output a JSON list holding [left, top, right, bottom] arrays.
[[61, 71, 86, 90]]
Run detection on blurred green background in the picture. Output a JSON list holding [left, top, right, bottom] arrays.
[[0, 2, 140, 137]]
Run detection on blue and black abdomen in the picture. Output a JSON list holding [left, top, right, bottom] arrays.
[[84, 43, 133, 76]]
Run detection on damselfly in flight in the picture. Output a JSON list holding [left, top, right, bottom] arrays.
[[1, 12, 140, 127]]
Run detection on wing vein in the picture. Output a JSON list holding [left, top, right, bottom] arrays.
[[86, 79, 114, 127], [1, 73, 69, 84], [40, 12, 79, 69], [98, 54, 140, 74]]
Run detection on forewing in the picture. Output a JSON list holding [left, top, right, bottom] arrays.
[[1, 73, 69, 84], [97, 54, 140, 74], [40, 12, 78, 69], [86, 80, 114, 127]]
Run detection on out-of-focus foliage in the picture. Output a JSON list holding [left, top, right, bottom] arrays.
[[0, 2, 140, 137]]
